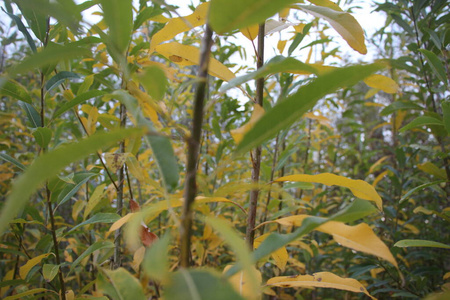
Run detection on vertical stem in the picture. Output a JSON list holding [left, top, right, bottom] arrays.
[[245, 23, 265, 249], [180, 24, 213, 268], [113, 103, 126, 269]]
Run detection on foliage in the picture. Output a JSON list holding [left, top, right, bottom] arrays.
[[0, 0, 448, 299]]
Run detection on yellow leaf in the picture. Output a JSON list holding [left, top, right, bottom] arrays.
[[127, 81, 161, 127], [277, 40, 287, 54], [132, 246, 146, 272], [84, 183, 106, 219], [418, 162, 447, 180], [413, 206, 433, 215], [364, 101, 385, 107], [126, 156, 147, 182], [104, 152, 129, 173], [150, 3, 209, 52], [224, 265, 262, 300], [368, 156, 390, 174], [364, 88, 380, 99], [20, 253, 52, 279], [293, 23, 306, 33], [279, 8, 290, 19], [258, 215, 397, 268], [155, 42, 235, 81], [231, 104, 265, 143], [444, 272, 450, 280], [364, 74, 400, 94], [254, 234, 288, 271], [372, 170, 389, 187], [307, 0, 343, 11], [392, 110, 407, 132], [304, 112, 332, 129], [267, 272, 377, 300], [296, 5, 366, 54], [109, 213, 135, 232], [241, 24, 259, 40], [275, 173, 383, 210]]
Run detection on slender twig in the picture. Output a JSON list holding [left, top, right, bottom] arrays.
[[180, 24, 213, 268], [245, 22, 265, 249]]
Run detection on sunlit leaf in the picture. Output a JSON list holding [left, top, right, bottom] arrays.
[[275, 173, 383, 210], [155, 42, 235, 81], [235, 63, 383, 154], [295, 5, 367, 54], [394, 239, 450, 249], [267, 272, 376, 300]]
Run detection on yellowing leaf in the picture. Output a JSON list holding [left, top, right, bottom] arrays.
[[296, 5, 366, 54], [20, 253, 53, 279], [277, 40, 287, 53], [150, 3, 209, 52], [364, 88, 380, 99], [275, 173, 383, 210], [132, 246, 146, 272], [224, 265, 262, 300], [304, 112, 332, 129], [368, 156, 390, 175], [231, 104, 265, 143], [241, 24, 259, 40], [418, 162, 447, 180], [254, 234, 288, 271], [104, 152, 128, 173], [258, 215, 397, 268], [267, 272, 377, 300], [84, 183, 106, 219], [155, 42, 235, 81], [307, 0, 343, 11], [109, 213, 135, 232], [372, 170, 389, 187], [364, 74, 400, 94]]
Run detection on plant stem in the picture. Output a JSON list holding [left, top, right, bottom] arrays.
[[180, 24, 213, 268], [246, 22, 265, 249]]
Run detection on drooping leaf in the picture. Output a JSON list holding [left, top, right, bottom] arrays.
[[100, 0, 133, 54], [307, 0, 343, 11], [2, 8, 37, 52], [209, 0, 296, 34], [45, 71, 80, 92], [32, 127, 52, 149], [150, 2, 209, 52], [164, 269, 245, 300], [0, 153, 26, 171], [53, 90, 107, 119], [19, 102, 41, 128], [259, 215, 397, 267], [68, 213, 120, 234], [220, 55, 318, 92], [275, 173, 383, 210], [98, 268, 146, 300], [0, 128, 142, 234], [235, 63, 383, 154], [55, 173, 97, 208], [70, 241, 115, 273], [0, 79, 33, 103], [254, 234, 288, 271], [42, 264, 59, 282], [20, 253, 53, 279], [223, 265, 262, 300], [84, 184, 107, 219], [418, 49, 447, 84], [364, 74, 399, 94], [394, 239, 450, 249], [155, 42, 235, 81], [399, 116, 443, 132], [295, 5, 367, 54], [267, 272, 376, 300]]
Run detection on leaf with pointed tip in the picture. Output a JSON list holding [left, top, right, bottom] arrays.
[[394, 239, 450, 249], [419, 49, 447, 84], [399, 116, 443, 132], [20, 102, 41, 128], [45, 71, 80, 92], [70, 241, 114, 273], [53, 90, 107, 119], [68, 213, 120, 234], [32, 127, 52, 149], [0, 79, 33, 103], [0, 153, 26, 171], [2, 8, 37, 52], [100, 0, 133, 54]]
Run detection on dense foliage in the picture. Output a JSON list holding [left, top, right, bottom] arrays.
[[0, 0, 448, 299]]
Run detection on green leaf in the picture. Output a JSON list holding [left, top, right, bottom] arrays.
[[443, 101, 450, 134], [53, 90, 107, 119], [236, 63, 383, 154], [98, 268, 146, 300], [164, 269, 245, 300], [8, 43, 90, 77], [32, 127, 52, 149], [133, 6, 165, 31], [2, 8, 37, 52], [68, 213, 120, 234], [399, 116, 443, 132], [20, 102, 41, 128], [0, 153, 26, 171], [0, 128, 142, 234], [3, 288, 51, 300], [55, 173, 97, 208], [43, 264, 59, 282], [0, 79, 33, 103], [394, 239, 450, 249], [399, 180, 445, 203], [143, 233, 171, 281], [209, 0, 296, 33], [418, 49, 448, 84], [100, 0, 133, 54], [16, 1, 48, 43], [45, 71, 80, 92], [296, 5, 367, 54], [138, 66, 167, 100], [380, 101, 423, 116], [114, 90, 179, 192], [331, 199, 377, 223], [220, 56, 318, 93], [70, 241, 114, 273]]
